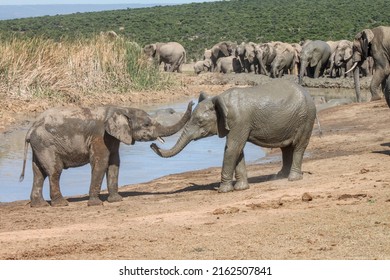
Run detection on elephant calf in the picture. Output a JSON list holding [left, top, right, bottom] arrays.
[[20, 103, 193, 207], [151, 80, 316, 193]]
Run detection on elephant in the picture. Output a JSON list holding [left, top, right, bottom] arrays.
[[215, 56, 242, 74], [193, 59, 212, 74], [270, 42, 298, 78], [151, 80, 316, 193], [349, 26, 390, 104], [210, 41, 236, 72], [19, 102, 193, 207], [257, 42, 278, 75], [235, 42, 264, 73], [143, 42, 186, 73], [291, 43, 302, 75], [329, 40, 353, 78], [298, 40, 331, 84]]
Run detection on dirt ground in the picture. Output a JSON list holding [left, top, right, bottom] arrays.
[[0, 69, 389, 260]]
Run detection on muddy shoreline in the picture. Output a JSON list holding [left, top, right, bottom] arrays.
[[2, 71, 389, 260]]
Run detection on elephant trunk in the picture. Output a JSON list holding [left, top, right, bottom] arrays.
[[298, 59, 308, 85], [151, 128, 192, 158], [154, 101, 193, 137]]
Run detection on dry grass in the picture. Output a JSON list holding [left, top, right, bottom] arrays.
[[0, 34, 172, 102]]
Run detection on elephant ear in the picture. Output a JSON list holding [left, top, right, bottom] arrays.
[[105, 112, 133, 145], [219, 43, 230, 57], [344, 47, 353, 61], [361, 29, 374, 58], [212, 95, 230, 138]]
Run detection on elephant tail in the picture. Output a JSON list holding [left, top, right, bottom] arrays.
[[19, 134, 31, 182]]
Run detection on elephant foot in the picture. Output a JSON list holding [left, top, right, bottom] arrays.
[[288, 171, 303, 181], [276, 169, 290, 179], [88, 197, 103, 206], [218, 182, 234, 193], [234, 181, 249, 191], [51, 196, 69, 207], [370, 94, 382, 101], [107, 193, 123, 203], [30, 198, 50, 208]]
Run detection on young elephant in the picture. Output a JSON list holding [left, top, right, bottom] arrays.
[[151, 80, 316, 193], [20, 103, 193, 207]]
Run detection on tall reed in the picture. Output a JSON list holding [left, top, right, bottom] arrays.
[[0, 34, 172, 101]]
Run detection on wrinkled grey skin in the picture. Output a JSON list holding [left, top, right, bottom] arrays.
[[351, 26, 390, 104], [235, 42, 265, 73], [329, 40, 353, 78], [270, 42, 297, 78], [193, 59, 212, 74], [299, 40, 331, 84], [257, 42, 278, 75], [210, 41, 236, 72], [20, 103, 193, 207], [215, 56, 242, 74], [143, 42, 186, 73], [151, 80, 316, 193]]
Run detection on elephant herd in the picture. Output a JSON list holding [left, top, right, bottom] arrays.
[[144, 26, 390, 105]]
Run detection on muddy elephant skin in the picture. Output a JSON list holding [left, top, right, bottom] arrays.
[[20, 103, 193, 207], [151, 80, 316, 193]]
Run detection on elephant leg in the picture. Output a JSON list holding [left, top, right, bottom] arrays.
[[106, 143, 123, 203], [30, 154, 49, 207], [233, 151, 249, 191], [313, 62, 323, 78], [49, 166, 68, 207], [219, 134, 248, 193], [276, 145, 293, 179], [88, 142, 110, 206], [370, 71, 387, 101]]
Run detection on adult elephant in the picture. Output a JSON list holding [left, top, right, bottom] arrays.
[[299, 40, 331, 84], [235, 42, 266, 73], [330, 40, 353, 78], [20, 102, 193, 207], [349, 26, 390, 104], [210, 41, 236, 72], [151, 80, 316, 193], [143, 42, 186, 73], [270, 42, 298, 78], [257, 42, 278, 75]]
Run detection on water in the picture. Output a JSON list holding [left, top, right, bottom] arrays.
[[0, 99, 265, 203]]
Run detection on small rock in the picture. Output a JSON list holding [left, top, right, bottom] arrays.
[[302, 192, 313, 202]]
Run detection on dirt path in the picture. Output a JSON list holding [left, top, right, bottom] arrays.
[[1, 72, 389, 260]]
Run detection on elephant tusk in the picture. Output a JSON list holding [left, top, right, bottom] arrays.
[[345, 62, 358, 74], [157, 137, 165, 144]]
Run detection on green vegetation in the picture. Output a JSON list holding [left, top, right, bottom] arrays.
[[0, 0, 389, 60]]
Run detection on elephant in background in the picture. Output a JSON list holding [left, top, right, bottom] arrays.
[[329, 40, 353, 78], [143, 42, 186, 73], [235, 42, 265, 74], [215, 56, 242, 73], [350, 26, 390, 103], [270, 42, 298, 78], [291, 43, 302, 75], [20, 103, 193, 207], [299, 40, 331, 84], [151, 80, 316, 193], [194, 59, 212, 74], [210, 41, 236, 72], [257, 42, 278, 75]]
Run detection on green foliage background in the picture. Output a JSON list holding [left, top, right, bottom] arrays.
[[0, 0, 389, 60]]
